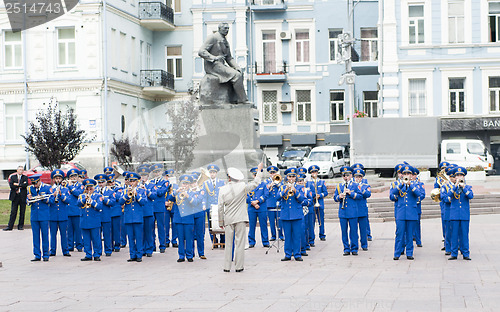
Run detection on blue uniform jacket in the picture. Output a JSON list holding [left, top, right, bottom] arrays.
[[49, 185, 69, 221], [300, 186, 314, 215], [28, 183, 54, 222], [98, 186, 116, 222], [278, 184, 305, 221], [139, 182, 157, 217], [202, 178, 225, 210], [78, 192, 103, 229], [152, 178, 168, 213], [440, 183, 452, 221], [168, 189, 200, 224], [119, 188, 147, 224], [110, 186, 123, 217], [66, 182, 84, 217], [444, 184, 473, 221], [354, 182, 371, 218], [307, 178, 328, 208], [248, 181, 269, 213], [415, 181, 425, 214], [192, 188, 206, 217], [390, 181, 422, 221], [264, 178, 282, 208], [334, 181, 359, 219]]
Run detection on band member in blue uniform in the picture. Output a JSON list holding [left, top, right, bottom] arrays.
[[167, 175, 199, 262], [137, 166, 157, 257], [95, 174, 114, 256], [296, 173, 311, 256], [78, 179, 103, 261], [265, 165, 283, 241], [120, 171, 131, 248], [247, 167, 269, 248], [334, 166, 360, 256], [27, 174, 53, 261], [390, 165, 424, 260], [352, 168, 371, 251], [351, 163, 372, 241], [412, 167, 425, 247], [66, 168, 84, 252], [191, 174, 207, 259], [164, 169, 178, 247], [107, 174, 123, 252], [307, 165, 329, 244], [79, 169, 88, 182], [49, 169, 71, 257], [279, 168, 306, 261], [149, 164, 168, 253], [104, 166, 113, 175], [436, 161, 450, 248], [442, 165, 457, 255], [202, 164, 226, 247], [444, 167, 473, 260], [119, 172, 146, 262]]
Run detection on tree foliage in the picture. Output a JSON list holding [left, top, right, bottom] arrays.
[[110, 136, 156, 171], [22, 98, 91, 170]]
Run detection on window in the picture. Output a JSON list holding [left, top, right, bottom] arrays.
[[409, 79, 426, 115], [146, 43, 152, 70], [131, 37, 136, 73], [330, 90, 345, 121], [262, 30, 276, 73], [59, 101, 76, 114], [57, 27, 75, 66], [360, 28, 378, 61], [121, 103, 127, 133], [328, 29, 342, 62], [166, 46, 182, 78], [449, 78, 465, 113], [467, 143, 486, 156], [111, 29, 117, 68], [296, 90, 311, 122], [363, 91, 378, 117], [4, 31, 22, 69], [295, 30, 310, 63], [446, 143, 461, 154], [4, 103, 23, 141], [120, 32, 127, 71], [489, 76, 500, 112], [262, 91, 278, 123], [489, 1, 500, 42], [167, 0, 181, 12], [409, 5, 424, 44], [448, 0, 465, 43]]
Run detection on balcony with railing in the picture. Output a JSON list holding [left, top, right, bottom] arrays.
[[140, 69, 175, 97], [254, 61, 287, 82], [139, 2, 175, 31], [250, 0, 286, 11], [351, 32, 379, 76]]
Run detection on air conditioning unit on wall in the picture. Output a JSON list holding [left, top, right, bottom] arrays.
[[280, 31, 291, 40], [280, 101, 293, 112]]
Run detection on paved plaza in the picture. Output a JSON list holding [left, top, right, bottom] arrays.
[[1, 214, 500, 312]]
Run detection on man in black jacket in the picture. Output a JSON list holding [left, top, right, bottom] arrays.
[[4, 166, 29, 231]]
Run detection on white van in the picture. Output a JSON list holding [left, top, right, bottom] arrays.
[[302, 145, 347, 179], [441, 139, 495, 175]]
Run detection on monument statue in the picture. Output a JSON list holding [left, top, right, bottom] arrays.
[[198, 22, 250, 105]]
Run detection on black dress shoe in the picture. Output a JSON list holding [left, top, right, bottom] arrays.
[[445, 252, 451, 256], [223, 269, 230, 272], [343, 252, 350, 256], [294, 257, 303, 261], [177, 258, 185, 262], [160, 249, 165, 253], [200, 255, 207, 259], [2, 228, 13, 231], [393, 257, 399, 260], [187, 258, 193, 262], [43, 258, 49, 262], [281, 257, 291, 261], [248, 245, 255, 248], [105, 254, 111, 257], [352, 252, 358, 256], [417, 244, 423, 247], [127, 258, 137, 262], [120, 244, 126, 248], [31, 258, 41, 262], [172, 243, 178, 248], [263, 244, 270, 248], [136, 258, 142, 262], [114, 249, 120, 252], [463, 256, 471, 260], [236, 268, 244, 272], [367, 237, 372, 241], [407, 256, 414, 260], [77, 249, 83, 252], [18, 227, 24, 230], [269, 238, 276, 241], [310, 244, 315, 247], [146, 253, 152, 257], [320, 238, 326, 241], [94, 257, 101, 261], [63, 253, 71, 257], [448, 256, 457, 260], [441, 247, 446, 251], [81, 257, 92, 261], [362, 248, 368, 251], [301, 252, 308, 256]]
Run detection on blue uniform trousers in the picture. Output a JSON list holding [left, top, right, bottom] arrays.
[[282, 219, 302, 259], [50, 220, 69, 255], [248, 210, 269, 247], [143, 216, 154, 255], [451, 220, 469, 258], [67, 216, 83, 250], [194, 213, 205, 256], [126, 223, 143, 259], [268, 209, 284, 240], [445, 221, 452, 252], [101, 221, 112, 255], [120, 216, 127, 246], [176, 223, 194, 260], [394, 220, 416, 257], [165, 210, 177, 245], [154, 212, 167, 250], [306, 213, 315, 245], [340, 217, 359, 253], [82, 227, 102, 259], [413, 214, 422, 245], [441, 213, 446, 240], [367, 218, 372, 239], [301, 217, 307, 253], [315, 207, 326, 239], [111, 216, 122, 250], [358, 216, 368, 249], [32, 220, 50, 260]]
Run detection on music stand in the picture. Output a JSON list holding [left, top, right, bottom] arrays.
[[266, 204, 282, 254]]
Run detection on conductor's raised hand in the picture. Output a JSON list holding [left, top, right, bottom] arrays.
[[257, 162, 264, 173]]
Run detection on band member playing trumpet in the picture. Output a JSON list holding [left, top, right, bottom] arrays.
[[351, 163, 372, 241], [95, 174, 115, 257], [78, 179, 103, 261], [27, 174, 53, 261], [334, 166, 360, 256], [202, 164, 226, 248], [150, 164, 168, 253], [443, 166, 473, 260], [246, 167, 269, 248], [48, 169, 71, 257], [137, 166, 157, 258], [107, 174, 123, 252], [435, 161, 450, 248], [296, 172, 311, 256], [352, 168, 371, 251], [389, 165, 424, 260], [279, 168, 306, 262], [306, 165, 328, 244], [411, 167, 425, 248], [265, 166, 283, 241], [66, 168, 84, 252], [442, 165, 458, 255], [163, 169, 178, 247], [191, 173, 207, 259]]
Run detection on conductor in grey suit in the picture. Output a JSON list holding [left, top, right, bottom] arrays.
[[218, 162, 263, 272]]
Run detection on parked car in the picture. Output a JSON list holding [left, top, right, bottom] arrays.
[[302, 145, 347, 179], [276, 146, 312, 169], [441, 139, 495, 175], [23, 162, 86, 184]]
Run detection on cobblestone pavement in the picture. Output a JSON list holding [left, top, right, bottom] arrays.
[[1, 214, 499, 311]]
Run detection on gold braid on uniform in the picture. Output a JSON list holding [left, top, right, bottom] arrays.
[[205, 183, 216, 197]]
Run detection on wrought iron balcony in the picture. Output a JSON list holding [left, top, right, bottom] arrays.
[[140, 69, 175, 97], [139, 2, 175, 31], [250, 0, 286, 11], [254, 61, 287, 82]]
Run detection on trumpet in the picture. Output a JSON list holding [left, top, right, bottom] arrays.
[[313, 180, 321, 208], [61, 180, 68, 187], [127, 187, 136, 198], [273, 174, 282, 184], [82, 191, 93, 209], [457, 178, 465, 188], [287, 183, 295, 197], [402, 176, 411, 184], [27, 194, 51, 204]]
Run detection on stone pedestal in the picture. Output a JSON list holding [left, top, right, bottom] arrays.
[[199, 75, 237, 105], [191, 104, 262, 178]]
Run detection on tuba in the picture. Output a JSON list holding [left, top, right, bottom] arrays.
[[196, 168, 210, 187], [430, 169, 451, 202]]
